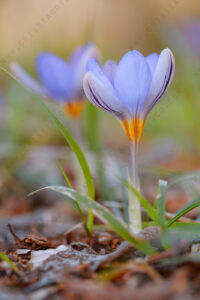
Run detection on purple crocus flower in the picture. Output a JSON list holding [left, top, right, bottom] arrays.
[[83, 48, 175, 234], [11, 44, 101, 118], [181, 20, 200, 56], [83, 48, 175, 142]]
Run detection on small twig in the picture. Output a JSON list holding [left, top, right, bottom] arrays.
[[90, 241, 134, 271], [8, 224, 21, 244], [141, 208, 199, 223], [147, 239, 190, 264], [70, 242, 98, 254], [90, 226, 161, 271], [64, 222, 83, 237], [147, 250, 175, 264], [165, 211, 199, 223]]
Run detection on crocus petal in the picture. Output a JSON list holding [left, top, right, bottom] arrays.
[[35, 53, 73, 102], [84, 59, 130, 119], [10, 62, 48, 98], [84, 72, 130, 119], [102, 60, 117, 85], [69, 46, 85, 67], [71, 44, 101, 98], [145, 53, 159, 75], [87, 58, 115, 89], [143, 48, 175, 118], [182, 20, 200, 55], [114, 50, 152, 115]]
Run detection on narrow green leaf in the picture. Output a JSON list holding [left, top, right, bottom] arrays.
[[29, 186, 156, 255], [57, 161, 72, 189], [0, 67, 95, 200], [56, 161, 89, 233], [120, 178, 157, 221], [161, 223, 200, 247], [167, 197, 200, 228], [170, 222, 200, 234], [0, 251, 18, 272], [87, 212, 94, 234], [156, 180, 167, 230]]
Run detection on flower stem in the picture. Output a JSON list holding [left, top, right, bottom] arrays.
[[129, 141, 142, 234]]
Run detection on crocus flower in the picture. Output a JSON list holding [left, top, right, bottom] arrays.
[[83, 48, 175, 234], [83, 48, 175, 142], [181, 19, 200, 56], [10, 44, 101, 118], [161, 20, 200, 58]]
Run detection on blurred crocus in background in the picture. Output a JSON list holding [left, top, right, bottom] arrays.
[[180, 19, 200, 56], [10, 44, 101, 196], [10, 44, 101, 119], [0, 91, 4, 122], [83, 48, 175, 233], [161, 19, 200, 59]]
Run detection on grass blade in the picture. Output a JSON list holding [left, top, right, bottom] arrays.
[[57, 161, 90, 234], [162, 223, 200, 246], [170, 222, 200, 234], [120, 178, 157, 221], [57, 161, 72, 189], [0, 66, 95, 200], [167, 197, 200, 228], [29, 186, 156, 255], [0, 251, 18, 272], [156, 180, 168, 230]]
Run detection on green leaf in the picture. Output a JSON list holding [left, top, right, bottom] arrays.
[[160, 223, 200, 248], [0, 251, 18, 272], [120, 178, 157, 221], [56, 161, 89, 233], [29, 186, 156, 255], [0, 66, 95, 200], [170, 222, 200, 235], [167, 197, 200, 228], [57, 161, 72, 189], [156, 180, 168, 230], [87, 211, 94, 234]]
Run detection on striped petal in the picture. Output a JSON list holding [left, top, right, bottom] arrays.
[[114, 50, 152, 115], [35, 53, 73, 102], [87, 58, 115, 90], [84, 73, 129, 119], [71, 44, 101, 98], [10, 62, 48, 99], [143, 48, 175, 118], [84, 59, 129, 119]]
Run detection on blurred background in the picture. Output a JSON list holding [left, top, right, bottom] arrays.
[[0, 0, 200, 220]]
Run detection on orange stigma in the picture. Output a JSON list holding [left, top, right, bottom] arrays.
[[63, 100, 85, 118], [121, 117, 145, 142]]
